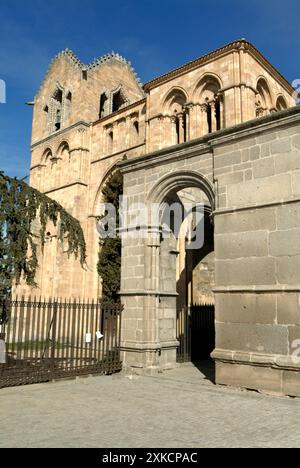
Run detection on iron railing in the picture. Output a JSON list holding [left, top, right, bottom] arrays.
[[177, 304, 215, 363], [0, 297, 123, 389]]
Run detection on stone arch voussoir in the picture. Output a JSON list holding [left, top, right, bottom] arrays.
[[147, 170, 215, 211]]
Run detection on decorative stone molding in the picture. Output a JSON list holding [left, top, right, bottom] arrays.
[[212, 349, 300, 371], [147, 170, 215, 210], [31, 121, 90, 150], [144, 39, 294, 95]]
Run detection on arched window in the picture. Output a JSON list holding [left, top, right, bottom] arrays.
[[197, 76, 222, 134], [55, 110, 61, 131], [53, 88, 63, 131], [42, 148, 53, 165], [56, 142, 70, 186], [57, 142, 70, 162], [256, 78, 272, 117], [133, 121, 139, 135], [45, 87, 73, 134], [99, 92, 108, 119], [112, 89, 126, 113], [164, 89, 188, 145], [65, 92, 72, 122], [276, 96, 288, 111]]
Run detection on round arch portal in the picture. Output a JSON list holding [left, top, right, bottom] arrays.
[[147, 170, 215, 212]]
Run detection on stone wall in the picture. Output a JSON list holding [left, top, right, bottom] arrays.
[[212, 107, 300, 397]]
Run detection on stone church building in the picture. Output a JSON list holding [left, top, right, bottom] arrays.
[[23, 39, 300, 397]]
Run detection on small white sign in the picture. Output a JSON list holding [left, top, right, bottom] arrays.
[[96, 331, 104, 340], [85, 333, 92, 344]]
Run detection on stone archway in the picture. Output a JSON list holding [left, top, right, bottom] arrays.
[[120, 170, 215, 372]]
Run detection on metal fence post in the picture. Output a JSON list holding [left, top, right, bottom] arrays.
[[50, 299, 58, 377]]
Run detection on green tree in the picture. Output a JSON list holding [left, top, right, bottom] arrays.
[[0, 171, 86, 304], [97, 170, 123, 303]]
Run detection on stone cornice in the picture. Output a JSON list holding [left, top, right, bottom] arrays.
[[143, 39, 294, 95], [118, 140, 213, 174], [93, 98, 146, 126], [91, 142, 145, 165], [214, 196, 300, 217], [120, 290, 179, 297], [214, 285, 300, 293], [31, 121, 90, 150], [43, 181, 88, 195], [212, 349, 300, 371]]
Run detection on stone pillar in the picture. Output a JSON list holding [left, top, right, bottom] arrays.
[[188, 104, 197, 140], [178, 113, 185, 144], [199, 104, 208, 137], [210, 101, 216, 133], [163, 116, 173, 148], [219, 97, 224, 129], [120, 217, 179, 373], [185, 107, 190, 142], [170, 116, 178, 146], [113, 121, 119, 154]]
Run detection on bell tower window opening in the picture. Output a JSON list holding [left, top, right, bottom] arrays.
[[183, 111, 187, 142], [175, 116, 180, 144], [215, 99, 221, 131], [207, 104, 212, 134], [64, 91, 72, 123], [55, 109, 61, 131], [51, 87, 63, 133], [133, 121, 139, 135], [112, 90, 126, 113], [174, 112, 188, 145], [99, 93, 108, 119]]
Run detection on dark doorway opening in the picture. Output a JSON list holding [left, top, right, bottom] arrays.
[[191, 304, 215, 361], [176, 304, 215, 383], [177, 305, 215, 361], [176, 206, 216, 382]]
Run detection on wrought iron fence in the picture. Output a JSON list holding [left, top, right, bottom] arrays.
[[177, 304, 215, 363], [0, 297, 123, 389]]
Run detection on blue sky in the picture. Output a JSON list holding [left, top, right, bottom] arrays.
[[0, 0, 299, 179]]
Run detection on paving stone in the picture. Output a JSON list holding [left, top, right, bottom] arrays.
[[1, 365, 300, 448]]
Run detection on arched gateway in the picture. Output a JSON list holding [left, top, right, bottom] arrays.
[[120, 168, 216, 370]]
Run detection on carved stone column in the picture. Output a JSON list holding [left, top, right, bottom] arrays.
[[219, 95, 224, 129], [170, 115, 178, 146], [187, 104, 197, 140], [178, 113, 185, 144], [161, 115, 173, 148], [210, 101, 217, 133], [200, 104, 208, 137]]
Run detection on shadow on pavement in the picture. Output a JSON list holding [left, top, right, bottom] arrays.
[[192, 359, 216, 384]]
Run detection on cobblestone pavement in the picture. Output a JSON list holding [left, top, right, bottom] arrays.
[[1, 362, 300, 448]]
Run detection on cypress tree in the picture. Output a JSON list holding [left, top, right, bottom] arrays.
[[97, 170, 123, 303], [0, 171, 86, 304]]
